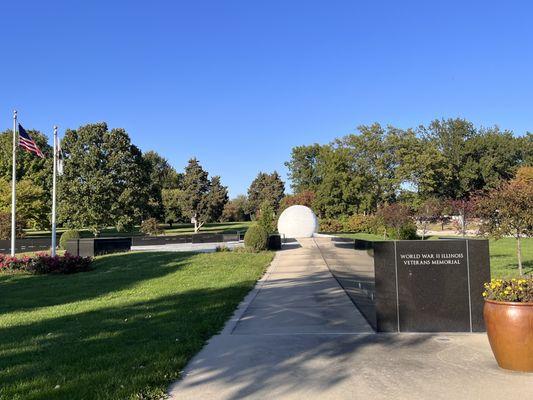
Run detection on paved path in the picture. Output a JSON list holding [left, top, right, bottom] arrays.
[[168, 237, 532, 400]]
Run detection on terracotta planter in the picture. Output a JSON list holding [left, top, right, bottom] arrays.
[[484, 300, 533, 372]]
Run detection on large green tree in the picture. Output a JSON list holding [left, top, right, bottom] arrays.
[[0, 129, 53, 229], [247, 171, 285, 216], [285, 118, 529, 218], [284, 144, 323, 193], [0, 178, 49, 229], [180, 158, 228, 232], [58, 123, 150, 235], [161, 188, 184, 227], [143, 151, 182, 220], [420, 119, 527, 198]]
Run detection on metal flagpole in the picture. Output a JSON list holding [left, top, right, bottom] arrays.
[[51, 126, 58, 256], [11, 110, 17, 257]]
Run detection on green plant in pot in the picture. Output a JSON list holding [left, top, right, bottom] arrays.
[[483, 277, 533, 372]]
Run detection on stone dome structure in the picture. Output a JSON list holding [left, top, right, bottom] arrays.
[[277, 205, 318, 238]]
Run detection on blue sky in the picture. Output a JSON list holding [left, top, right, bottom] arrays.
[[1, 1, 532, 197]]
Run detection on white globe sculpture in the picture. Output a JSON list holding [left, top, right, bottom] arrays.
[[277, 205, 318, 238]]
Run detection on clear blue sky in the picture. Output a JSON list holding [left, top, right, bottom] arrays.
[[1, 1, 532, 197]]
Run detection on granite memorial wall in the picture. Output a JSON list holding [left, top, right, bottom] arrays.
[[331, 238, 490, 332]]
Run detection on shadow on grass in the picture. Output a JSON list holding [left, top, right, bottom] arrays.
[[0, 252, 195, 314], [0, 285, 257, 400]]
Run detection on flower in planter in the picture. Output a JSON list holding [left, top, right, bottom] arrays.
[[483, 278, 533, 303]]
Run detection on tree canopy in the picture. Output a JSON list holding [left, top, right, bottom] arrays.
[[58, 123, 150, 235], [285, 118, 531, 218], [247, 171, 285, 216]]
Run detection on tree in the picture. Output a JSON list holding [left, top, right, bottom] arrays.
[[0, 129, 53, 228], [0, 178, 49, 229], [180, 158, 228, 232], [0, 212, 24, 240], [414, 197, 444, 239], [477, 169, 533, 275], [58, 123, 150, 235], [448, 198, 477, 237], [420, 119, 527, 199], [247, 171, 285, 216], [205, 176, 228, 223], [161, 188, 184, 227], [221, 195, 250, 222], [376, 203, 416, 239], [284, 144, 323, 193], [143, 151, 182, 220], [279, 190, 316, 213]]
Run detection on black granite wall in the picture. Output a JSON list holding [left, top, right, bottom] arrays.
[[338, 238, 490, 333]]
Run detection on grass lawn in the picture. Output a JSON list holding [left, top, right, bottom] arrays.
[[25, 221, 253, 238], [0, 250, 273, 400], [332, 232, 532, 278]]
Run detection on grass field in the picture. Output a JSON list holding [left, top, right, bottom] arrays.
[[0, 250, 273, 400], [335, 233, 532, 278], [24, 221, 254, 238]]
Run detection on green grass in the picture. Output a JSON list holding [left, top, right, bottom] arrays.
[[0, 250, 273, 400], [333, 232, 532, 278], [488, 238, 533, 278], [25, 221, 253, 238]]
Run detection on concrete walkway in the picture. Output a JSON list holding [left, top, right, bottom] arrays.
[[168, 237, 532, 400]]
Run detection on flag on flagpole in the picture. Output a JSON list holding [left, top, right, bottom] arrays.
[[56, 137, 64, 175], [18, 124, 45, 158]]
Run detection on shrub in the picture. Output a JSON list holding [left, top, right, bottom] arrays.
[[376, 203, 418, 239], [244, 225, 268, 252], [343, 214, 376, 233], [483, 278, 533, 303], [257, 201, 276, 234], [396, 222, 418, 240], [0, 252, 92, 275], [59, 230, 80, 250], [140, 218, 162, 236], [319, 218, 344, 233]]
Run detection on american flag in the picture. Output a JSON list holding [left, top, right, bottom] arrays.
[[18, 124, 45, 158]]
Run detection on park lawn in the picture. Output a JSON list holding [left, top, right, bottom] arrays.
[[488, 237, 532, 278], [0, 250, 273, 400], [24, 221, 253, 238], [333, 233, 532, 278]]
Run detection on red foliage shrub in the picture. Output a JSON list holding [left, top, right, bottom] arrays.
[[0, 252, 92, 275]]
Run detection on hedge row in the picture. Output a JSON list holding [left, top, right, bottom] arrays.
[[319, 214, 418, 240], [0, 253, 93, 275]]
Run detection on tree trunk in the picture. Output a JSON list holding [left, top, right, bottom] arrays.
[[461, 209, 466, 237], [517, 235, 523, 276]]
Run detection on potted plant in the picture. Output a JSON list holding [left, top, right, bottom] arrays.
[[483, 278, 533, 372]]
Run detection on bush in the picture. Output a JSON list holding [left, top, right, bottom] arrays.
[[244, 225, 268, 252], [59, 230, 80, 250], [257, 201, 276, 234], [343, 214, 376, 233], [140, 218, 162, 236], [0, 252, 92, 275], [396, 222, 418, 240], [319, 218, 344, 233]]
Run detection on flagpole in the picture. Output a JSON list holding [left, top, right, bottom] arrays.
[[51, 126, 58, 256], [11, 111, 17, 257]]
